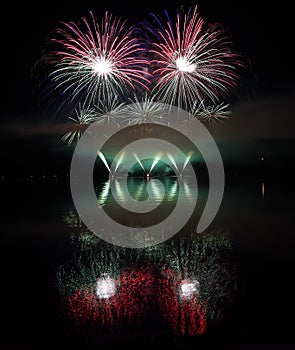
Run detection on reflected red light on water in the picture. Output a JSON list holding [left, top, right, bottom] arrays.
[[157, 267, 207, 336], [62, 264, 207, 336]]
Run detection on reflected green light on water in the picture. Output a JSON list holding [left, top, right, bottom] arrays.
[[97, 177, 202, 206]]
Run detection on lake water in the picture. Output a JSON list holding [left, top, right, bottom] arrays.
[[1, 172, 295, 349]]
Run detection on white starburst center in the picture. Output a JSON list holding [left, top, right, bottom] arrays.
[[92, 57, 113, 75], [176, 56, 195, 73]]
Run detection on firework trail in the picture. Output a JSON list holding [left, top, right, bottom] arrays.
[[141, 4, 246, 110], [37, 11, 151, 113]]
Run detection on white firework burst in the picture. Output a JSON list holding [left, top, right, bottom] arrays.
[[191, 100, 232, 123], [94, 94, 127, 128], [61, 103, 96, 145], [124, 94, 168, 126]]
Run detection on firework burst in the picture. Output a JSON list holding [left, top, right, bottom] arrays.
[[61, 103, 96, 145], [190, 100, 232, 123], [141, 5, 246, 110], [124, 93, 168, 126], [40, 11, 151, 112], [94, 94, 127, 128]]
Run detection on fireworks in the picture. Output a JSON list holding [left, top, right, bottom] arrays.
[[190, 100, 232, 123], [141, 4, 246, 110], [124, 94, 168, 126], [34, 4, 249, 117], [40, 11, 150, 112], [39, 3, 247, 337], [94, 94, 127, 127], [61, 103, 96, 145]]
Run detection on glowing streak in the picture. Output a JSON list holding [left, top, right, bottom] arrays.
[[114, 152, 125, 173], [167, 152, 180, 174], [133, 153, 146, 172], [149, 160, 158, 173], [182, 151, 194, 172], [149, 153, 162, 174], [97, 151, 112, 175]]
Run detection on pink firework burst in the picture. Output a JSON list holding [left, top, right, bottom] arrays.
[[45, 11, 151, 111], [142, 5, 246, 110]]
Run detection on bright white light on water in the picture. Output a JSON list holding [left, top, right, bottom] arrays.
[[180, 279, 200, 300], [96, 274, 116, 299], [176, 56, 196, 73]]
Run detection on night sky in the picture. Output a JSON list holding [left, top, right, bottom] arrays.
[[1, 0, 294, 177], [1, 0, 294, 179], [3, 0, 294, 112]]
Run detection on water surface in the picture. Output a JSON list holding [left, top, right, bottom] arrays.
[[1, 173, 294, 349]]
